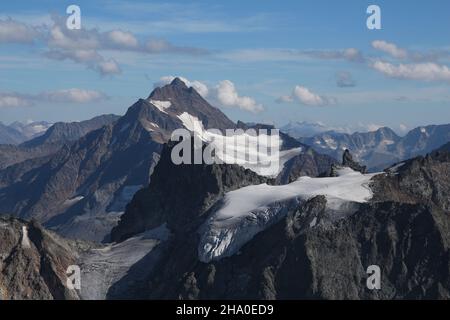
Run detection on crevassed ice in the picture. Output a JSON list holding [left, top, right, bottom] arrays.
[[177, 112, 302, 177], [198, 168, 380, 263]]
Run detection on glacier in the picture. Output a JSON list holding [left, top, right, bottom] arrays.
[[177, 111, 302, 177], [198, 168, 380, 263]]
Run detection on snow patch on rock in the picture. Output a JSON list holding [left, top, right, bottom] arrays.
[[21, 226, 31, 249], [149, 100, 171, 114], [63, 196, 84, 207], [177, 112, 302, 177]]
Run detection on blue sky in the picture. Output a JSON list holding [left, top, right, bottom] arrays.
[[1, 0, 450, 134]]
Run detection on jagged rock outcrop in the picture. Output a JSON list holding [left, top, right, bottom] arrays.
[[0, 217, 82, 300], [371, 149, 450, 211], [111, 139, 270, 242], [330, 149, 366, 176], [342, 149, 367, 173]]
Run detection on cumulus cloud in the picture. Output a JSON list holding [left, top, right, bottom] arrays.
[[371, 60, 450, 82], [106, 30, 138, 48], [0, 93, 32, 108], [38, 88, 107, 103], [304, 48, 365, 63], [155, 76, 210, 98], [96, 59, 121, 75], [0, 89, 107, 108], [372, 40, 408, 59], [215, 80, 263, 113], [0, 17, 208, 76], [222, 48, 365, 63], [335, 71, 356, 88], [278, 86, 336, 107], [399, 124, 408, 133], [0, 18, 39, 43], [154, 76, 263, 112], [365, 123, 384, 132]]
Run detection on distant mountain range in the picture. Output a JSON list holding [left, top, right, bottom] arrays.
[[281, 121, 348, 138], [296, 124, 450, 171], [0, 114, 120, 170], [0, 121, 52, 145]]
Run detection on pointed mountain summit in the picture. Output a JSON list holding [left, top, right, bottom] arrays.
[[0, 79, 237, 242], [147, 77, 235, 130]]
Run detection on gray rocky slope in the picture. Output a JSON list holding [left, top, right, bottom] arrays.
[[106, 143, 450, 299], [0, 217, 83, 300]]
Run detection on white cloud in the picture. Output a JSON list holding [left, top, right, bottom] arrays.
[[221, 48, 365, 63], [45, 49, 100, 62], [399, 124, 408, 132], [279, 86, 336, 107], [371, 60, 450, 82], [0, 18, 38, 43], [364, 123, 384, 132], [39, 88, 107, 103], [106, 30, 138, 48], [0, 89, 107, 108], [372, 40, 408, 59], [0, 94, 31, 108], [155, 76, 209, 97], [215, 80, 263, 113], [96, 59, 122, 75], [0, 17, 208, 76]]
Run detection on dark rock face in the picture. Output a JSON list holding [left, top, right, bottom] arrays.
[[277, 147, 337, 183], [111, 127, 337, 242], [0, 217, 81, 300], [330, 149, 366, 176], [133, 197, 449, 300], [111, 139, 270, 242], [371, 151, 450, 211], [0, 143, 62, 171], [342, 149, 367, 173]]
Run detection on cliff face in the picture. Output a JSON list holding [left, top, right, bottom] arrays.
[[0, 217, 81, 300], [371, 150, 450, 211], [135, 198, 448, 300], [111, 140, 270, 242]]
